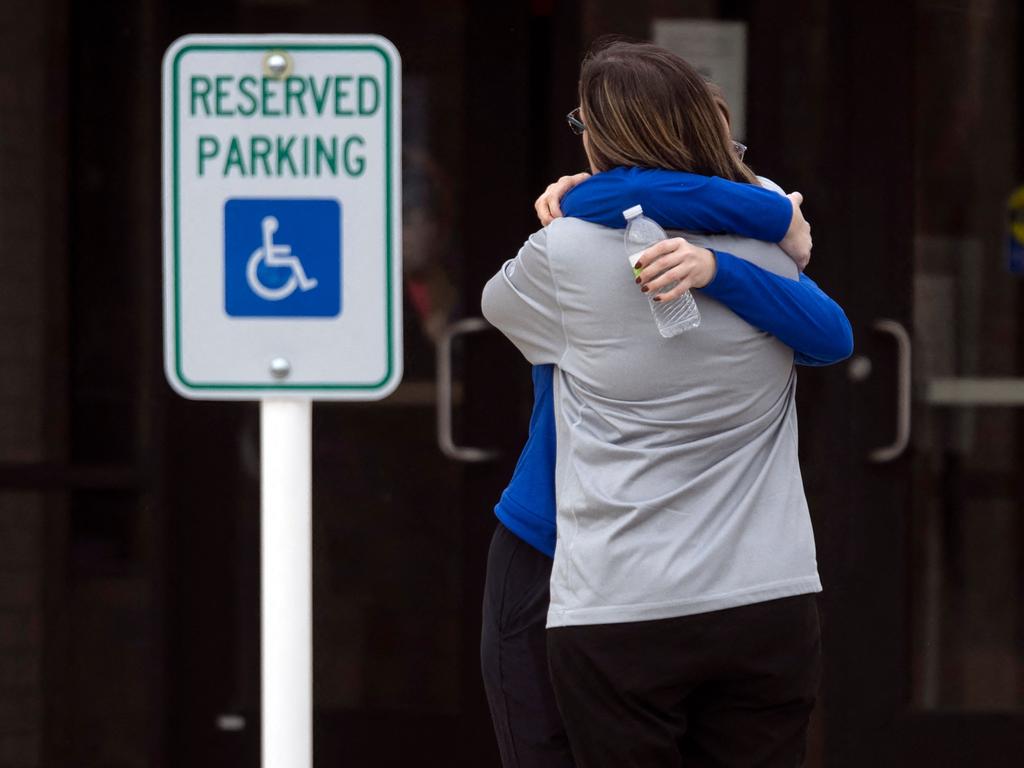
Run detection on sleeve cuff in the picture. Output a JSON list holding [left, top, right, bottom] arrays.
[[701, 250, 739, 297]]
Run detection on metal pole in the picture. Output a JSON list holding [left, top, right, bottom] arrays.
[[260, 398, 312, 768]]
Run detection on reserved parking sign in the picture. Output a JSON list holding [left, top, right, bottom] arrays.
[[162, 35, 402, 400]]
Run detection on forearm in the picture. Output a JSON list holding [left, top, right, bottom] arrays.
[[561, 167, 791, 241], [702, 252, 854, 365]]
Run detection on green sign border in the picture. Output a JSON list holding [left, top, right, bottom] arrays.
[[170, 42, 396, 392]]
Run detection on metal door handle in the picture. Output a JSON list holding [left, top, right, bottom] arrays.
[[869, 319, 912, 462], [216, 714, 246, 731], [437, 317, 499, 462]]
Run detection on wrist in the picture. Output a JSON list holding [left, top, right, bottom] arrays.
[[697, 248, 717, 289]]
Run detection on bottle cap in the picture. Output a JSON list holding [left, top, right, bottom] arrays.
[[622, 204, 644, 221]]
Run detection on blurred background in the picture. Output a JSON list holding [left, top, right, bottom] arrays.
[[1, 0, 1022, 765]]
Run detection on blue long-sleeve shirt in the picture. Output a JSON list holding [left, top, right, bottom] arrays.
[[492, 168, 853, 557]]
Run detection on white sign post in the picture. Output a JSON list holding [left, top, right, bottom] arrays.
[[260, 397, 312, 768], [162, 34, 402, 768]]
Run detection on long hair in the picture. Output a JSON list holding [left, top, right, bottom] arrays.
[[705, 81, 733, 130], [579, 40, 756, 183]]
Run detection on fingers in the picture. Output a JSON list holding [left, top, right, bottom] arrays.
[[800, 236, 812, 270], [534, 196, 553, 226], [641, 262, 692, 296], [534, 173, 591, 226], [548, 178, 569, 219], [534, 183, 560, 226], [779, 213, 812, 269], [632, 237, 689, 272], [788, 190, 804, 207], [646, 269, 694, 302], [652, 280, 693, 303], [533, 187, 551, 225]]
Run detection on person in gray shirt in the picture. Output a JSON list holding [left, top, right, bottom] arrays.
[[482, 40, 825, 767]]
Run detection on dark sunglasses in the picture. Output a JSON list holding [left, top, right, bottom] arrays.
[[566, 107, 585, 135]]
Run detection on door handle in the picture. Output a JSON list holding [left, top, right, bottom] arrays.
[[437, 317, 499, 462], [868, 319, 912, 463]]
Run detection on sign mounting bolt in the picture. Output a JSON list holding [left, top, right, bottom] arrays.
[[263, 50, 293, 80], [270, 357, 292, 379]]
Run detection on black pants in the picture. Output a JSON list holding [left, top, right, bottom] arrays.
[[547, 595, 822, 768], [481, 523, 575, 768]]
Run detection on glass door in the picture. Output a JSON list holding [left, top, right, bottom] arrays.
[[900, 0, 1024, 758], [816, 1, 1024, 765]]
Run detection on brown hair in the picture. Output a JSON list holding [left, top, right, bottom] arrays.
[[579, 40, 755, 183], [705, 81, 732, 130]]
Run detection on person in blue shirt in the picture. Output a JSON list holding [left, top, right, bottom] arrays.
[[480, 104, 852, 768]]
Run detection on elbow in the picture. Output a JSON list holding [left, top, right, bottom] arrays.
[[818, 301, 855, 363], [801, 316, 854, 367], [835, 316, 854, 361], [820, 318, 854, 364], [480, 275, 506, 332], [480, 281, 498, 329]]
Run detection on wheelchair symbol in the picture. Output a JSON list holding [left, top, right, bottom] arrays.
[[246, 216, 319, 301]]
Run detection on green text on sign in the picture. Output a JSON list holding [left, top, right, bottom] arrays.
[[190, 74, 380, 178], [189, 74, 381, 117]]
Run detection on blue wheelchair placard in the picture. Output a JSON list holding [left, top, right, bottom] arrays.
[[225, 198, 342, 317]]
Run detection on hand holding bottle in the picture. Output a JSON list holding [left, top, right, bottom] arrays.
[[632, 238, 717, 303], [623, 205, 701, 337]]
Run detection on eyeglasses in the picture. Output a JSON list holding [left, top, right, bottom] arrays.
[[566, 107, 586, 135], [732, 140, 748, 162]]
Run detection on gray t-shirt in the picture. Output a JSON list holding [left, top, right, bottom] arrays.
[[482, 216, 821, 628]]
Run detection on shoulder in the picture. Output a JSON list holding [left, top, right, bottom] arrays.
[[540, 218, 620, 274], [546, 216, 609, 241], [755, 175, 786, 196]]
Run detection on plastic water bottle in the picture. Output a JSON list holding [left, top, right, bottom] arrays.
[[623, 204, 700, 337]]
